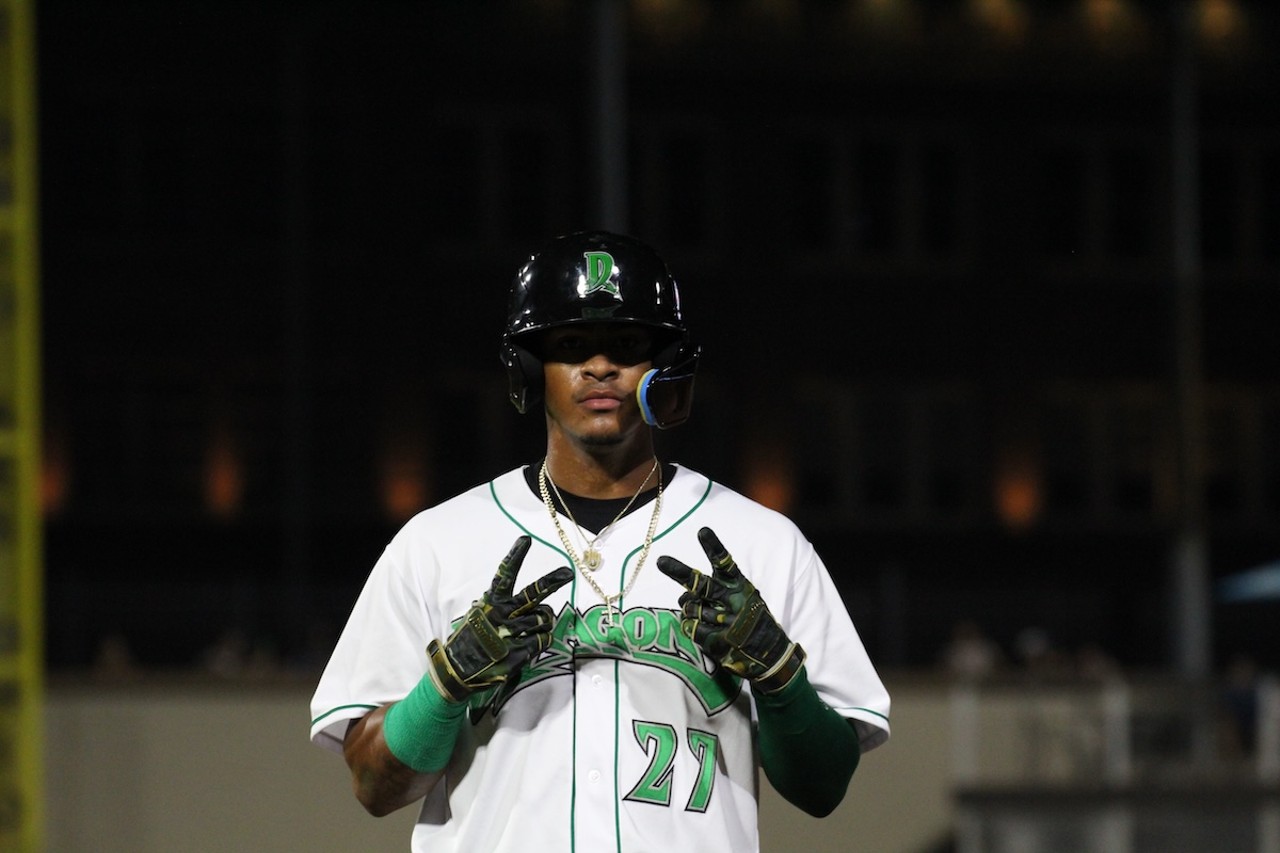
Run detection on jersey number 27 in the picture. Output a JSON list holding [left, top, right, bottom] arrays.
[[623, 721, 720, 814]]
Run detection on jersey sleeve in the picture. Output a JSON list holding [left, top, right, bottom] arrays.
[[776, 542, 891, 752], [308, 523, 443, 754]]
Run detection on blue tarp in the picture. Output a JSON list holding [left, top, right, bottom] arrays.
[[1218, 562, 1280, 603]]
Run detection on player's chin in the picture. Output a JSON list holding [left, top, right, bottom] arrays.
[[564, 405, 648, 446], [577, 427, 627, 447], [574, 415, 639, 447]]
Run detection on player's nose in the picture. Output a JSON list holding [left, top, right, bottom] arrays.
[[580, 350, 621, 380]]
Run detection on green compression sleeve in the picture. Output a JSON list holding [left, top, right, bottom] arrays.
[[382, 672, 468, 774], [754, 666, 861, 817]]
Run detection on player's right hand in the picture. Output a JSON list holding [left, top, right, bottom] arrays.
[[426, 536, 573, 703]]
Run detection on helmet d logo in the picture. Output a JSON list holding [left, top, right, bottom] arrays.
[[581, 251, 621, 298]]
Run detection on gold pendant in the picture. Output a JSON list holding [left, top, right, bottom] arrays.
[[582, 548, 603, 571]]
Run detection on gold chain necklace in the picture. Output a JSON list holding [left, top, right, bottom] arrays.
[[542, 458, 657, 571], [539, 459, 664, 625]]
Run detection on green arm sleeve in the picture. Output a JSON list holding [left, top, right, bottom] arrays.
[[754, 666, 862, 817], [382, 672, 468, 774]]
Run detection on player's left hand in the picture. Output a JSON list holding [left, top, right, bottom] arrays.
[[656, 527, 806, 694]]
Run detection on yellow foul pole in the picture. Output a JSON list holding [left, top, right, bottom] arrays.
[[0, 0, 45, 849]]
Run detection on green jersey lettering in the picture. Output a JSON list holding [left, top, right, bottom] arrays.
[[473, 604, 740, 717]]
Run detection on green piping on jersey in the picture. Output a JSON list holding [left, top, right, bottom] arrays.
[[311, 703, 380, 728], [490, 478, 571, 558], [849, 706, 890, 723], [488, 472, 713, 565], [571, 658, 579, 853], [490, 477, 579, 612], [613, 658, 623, 852]]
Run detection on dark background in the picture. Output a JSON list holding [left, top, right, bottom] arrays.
[[34, 1, 1280, 676]]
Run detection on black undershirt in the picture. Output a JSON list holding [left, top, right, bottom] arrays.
[[523, 460, 678, 534]]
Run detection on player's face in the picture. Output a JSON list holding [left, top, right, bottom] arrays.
[[540, 324, 656, 447]]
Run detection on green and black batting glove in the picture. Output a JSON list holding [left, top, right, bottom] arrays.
[[656, 527, 806, 695], [427, 535, 573, 703]]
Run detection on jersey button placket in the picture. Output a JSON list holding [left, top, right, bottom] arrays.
[[573, 659, 617, 850]]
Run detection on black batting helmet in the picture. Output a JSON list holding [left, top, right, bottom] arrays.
[[500, 231, 699, 429]]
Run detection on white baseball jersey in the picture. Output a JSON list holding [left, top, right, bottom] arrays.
[[310, 464, 890, 853]]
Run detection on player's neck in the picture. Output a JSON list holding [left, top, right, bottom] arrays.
[[543, 439, 659, 500]]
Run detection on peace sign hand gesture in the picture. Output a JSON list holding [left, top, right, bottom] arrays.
[[656, 527, 806, 694], [427, 536, 573, 703]]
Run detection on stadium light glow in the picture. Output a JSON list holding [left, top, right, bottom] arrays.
[[994, 451, 1043, 531], [1081, 0, 1146, 48], [744, 444, 796, 513], [1198, 0, 1244, 44], [204, 426, 245, 519], [380, 440, 429, 522], [970, 0, 1028, 43]]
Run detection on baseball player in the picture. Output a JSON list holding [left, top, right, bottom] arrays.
[[310, 231, 890, 852]]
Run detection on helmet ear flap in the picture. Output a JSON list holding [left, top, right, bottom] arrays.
[[500, 341, 545, 414], [636, 344, 700, 429], [652, 336, 683, 371]]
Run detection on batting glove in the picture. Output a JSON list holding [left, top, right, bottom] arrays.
[[656, 527, 806, 694], [427, 535, 573, 703]]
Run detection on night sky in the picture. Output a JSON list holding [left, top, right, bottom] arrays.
[[32, 1, 1280, 673]]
